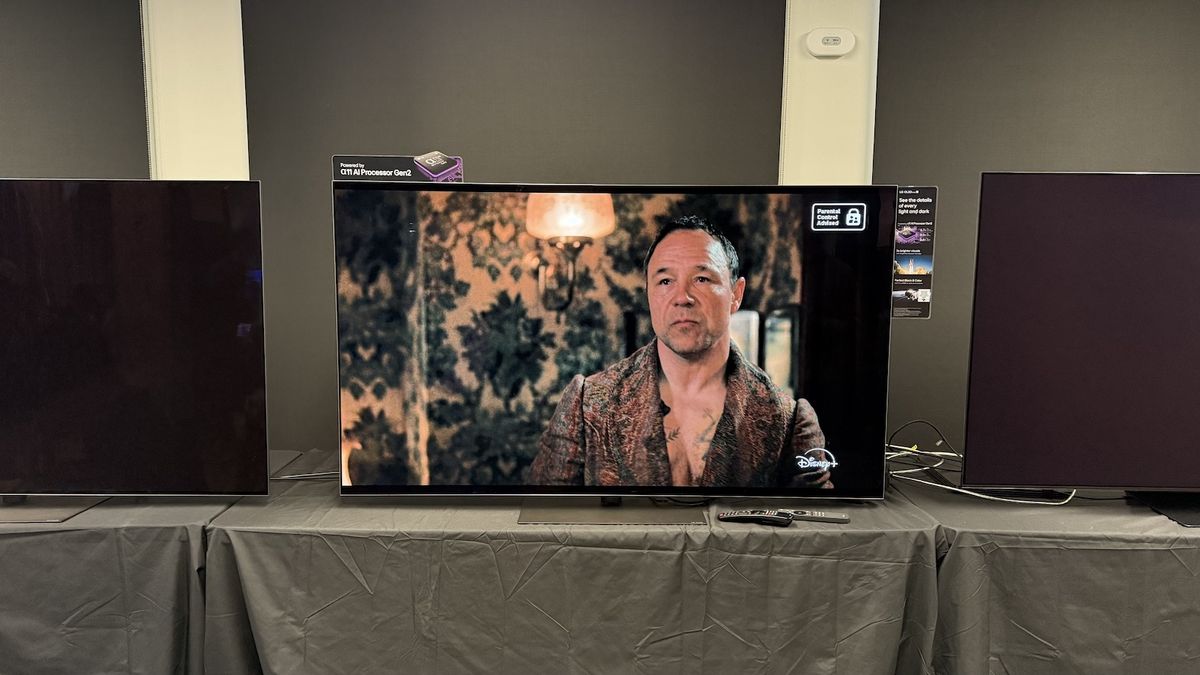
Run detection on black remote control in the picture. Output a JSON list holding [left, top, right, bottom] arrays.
[[716, 509, 794, 527], [779, 509, 850, 524]]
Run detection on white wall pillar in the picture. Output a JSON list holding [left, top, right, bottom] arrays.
[[140, 0, 249, 179], [779, 0, 880, 185]]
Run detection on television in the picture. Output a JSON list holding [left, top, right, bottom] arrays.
[[964, 172, 1200, 494], [335, 183, 896, 499], [0, 179, 268, 495]]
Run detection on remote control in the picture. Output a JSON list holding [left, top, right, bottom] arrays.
[[716, 509, 793, 527], [780, 509, 850, 524]]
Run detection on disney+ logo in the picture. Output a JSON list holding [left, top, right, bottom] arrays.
[[795, 448, 838, 472]]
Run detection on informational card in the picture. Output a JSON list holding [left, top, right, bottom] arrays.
[[892, 186, 937, 318], [332, 153, 464, 182]]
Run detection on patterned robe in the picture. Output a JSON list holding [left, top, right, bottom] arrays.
[[529, 340, 827, 488]]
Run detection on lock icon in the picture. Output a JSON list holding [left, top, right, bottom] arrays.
[[846, 208, 862, 227]]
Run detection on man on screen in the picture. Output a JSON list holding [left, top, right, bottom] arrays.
[[529, 215, 832, 488]]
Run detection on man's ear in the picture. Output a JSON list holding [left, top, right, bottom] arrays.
[[731, 277, 746, 313]]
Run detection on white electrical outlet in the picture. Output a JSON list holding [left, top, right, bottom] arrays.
[[805, 28, 856, 57]]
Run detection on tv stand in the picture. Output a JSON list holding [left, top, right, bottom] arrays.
[[518, 496, 706, 525], [1129, 491, 1200, 527], [0, 496, 107, 523]]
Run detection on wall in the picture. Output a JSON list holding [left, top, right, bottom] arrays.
[[242, 0, 791, 454], [873, 0, 1200, 448], [780, 0, 880, 184], [0, 0, 148, 178], [140, 0, 249, 179]]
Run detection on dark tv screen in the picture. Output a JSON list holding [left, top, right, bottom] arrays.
[[965, 172, 1200, 490], [335, 183, 895, 498], [0, 180, 268, 495]]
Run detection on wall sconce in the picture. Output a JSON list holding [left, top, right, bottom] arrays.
[[525, 192, 616, 312]]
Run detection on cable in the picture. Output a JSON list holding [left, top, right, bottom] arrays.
[[887, 452, 949, 473], [886, 450, 961, 461], [887, 444, 960, 455], [888, 419, 963, 460], [890, 453, 961, 464], [270, 471, 340, 481], [886, 419, 1079, 505], [890, 473, 1078, 506], [886, 442, 958, 475], [890, 460, 946, 475]]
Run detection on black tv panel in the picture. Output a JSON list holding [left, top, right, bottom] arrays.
[[0, 179, 268, 495], [966, 172, 1200, 492]]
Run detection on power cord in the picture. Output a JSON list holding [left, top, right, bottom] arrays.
[[890, 473, 1077, 505], [885, 419, 1077, 506], [270, 471, 340, 481]]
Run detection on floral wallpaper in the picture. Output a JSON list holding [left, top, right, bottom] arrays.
[[336, 189, 805, 486]]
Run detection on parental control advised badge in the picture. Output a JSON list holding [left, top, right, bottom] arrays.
[[811, 202, 867, 231]]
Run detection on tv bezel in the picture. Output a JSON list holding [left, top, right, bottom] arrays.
[[333, 181, 896, 500]]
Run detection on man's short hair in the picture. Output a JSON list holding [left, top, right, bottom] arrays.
[[642, 215, 740, 281]]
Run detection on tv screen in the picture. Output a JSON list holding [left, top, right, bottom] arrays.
[[965, 172, 1200, 490], [0, 180, 268, 495], [335, 183, 895, 498]]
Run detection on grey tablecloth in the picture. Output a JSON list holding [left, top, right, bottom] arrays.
[[205, 452, 939, 674], [895, 481, 1200, 675], [0, 496, 234, 675]]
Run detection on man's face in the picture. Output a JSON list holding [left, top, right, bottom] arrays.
[[646, 229, 745, 360]]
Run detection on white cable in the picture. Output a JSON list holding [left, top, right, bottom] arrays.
[[885, 431, 1074, 504], [887, 450, 960, 460], [885, 443, 960, 459], [887, 446, 954, 474], [271, 471, 340, 481], [887, 444, 960, 456], [890, 461, 945, 474], [890, 473, 1077, 506], [888, 453, 947, 473]]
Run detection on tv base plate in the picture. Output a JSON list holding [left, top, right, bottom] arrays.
[[0, 496, 107, 523], [1130, 492, 1200, 527], [518, 497, 706, 525]]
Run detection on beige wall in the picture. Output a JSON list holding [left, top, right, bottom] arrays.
[[780, 0, 880, 184], [141, 0, 249, 180]]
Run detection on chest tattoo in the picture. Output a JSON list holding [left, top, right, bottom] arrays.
[[665, 408, 721, 485]]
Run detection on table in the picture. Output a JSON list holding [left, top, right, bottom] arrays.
[[895, 481, 1200, 674], [204, 451, 941, 674], [0, 496, 234, 675]]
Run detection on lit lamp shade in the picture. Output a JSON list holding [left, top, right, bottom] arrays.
[[525, 193, 616, 240]]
